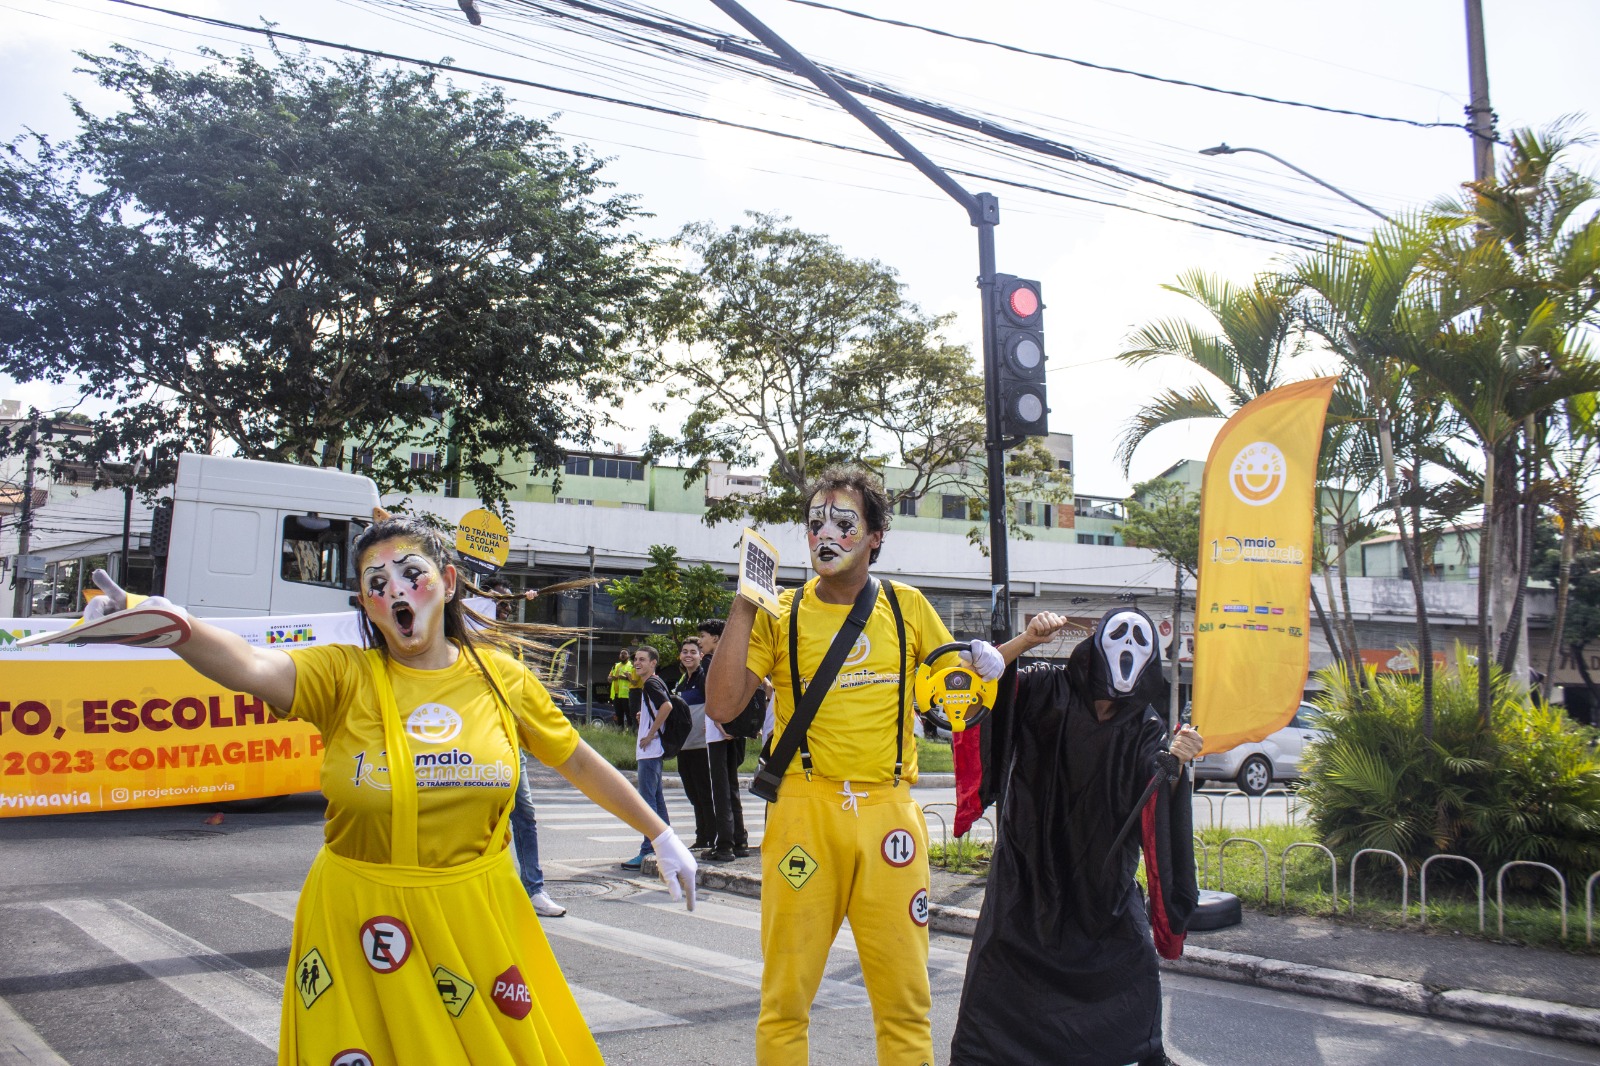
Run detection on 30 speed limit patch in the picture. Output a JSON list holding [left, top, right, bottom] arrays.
[[909, 888, 930, 927]]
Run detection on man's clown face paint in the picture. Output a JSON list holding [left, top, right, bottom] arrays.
[[359, 538, 456, 658], [807, 488, 881, 579]]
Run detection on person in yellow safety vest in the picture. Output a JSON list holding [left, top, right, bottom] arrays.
[[75, 513, 697, 1066], [706, 465, 1004, 1066], [607, 649, 638, 730]]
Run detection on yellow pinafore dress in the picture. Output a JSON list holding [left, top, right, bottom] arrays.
[[279, 650, 603, 1066]]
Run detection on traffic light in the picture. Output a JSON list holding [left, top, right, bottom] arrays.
[[991, 274, 1048, 439]]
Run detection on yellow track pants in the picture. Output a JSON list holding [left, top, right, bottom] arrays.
[[757, 775, 933, 1066]]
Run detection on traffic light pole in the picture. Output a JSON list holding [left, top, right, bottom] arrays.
[[707, 0, 1012, 641]]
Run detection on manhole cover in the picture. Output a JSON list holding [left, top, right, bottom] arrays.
[[542, 878, 617, 901], [144, 829, 226, 841]]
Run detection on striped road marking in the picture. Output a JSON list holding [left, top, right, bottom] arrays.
[[541, 916, 869, 1011], [42, 899, 280, 1050], [636, 895, 972, 976], [0, 994, 69, 1066]]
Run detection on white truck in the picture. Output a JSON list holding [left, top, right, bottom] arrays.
[[13, 453, 381, 618]]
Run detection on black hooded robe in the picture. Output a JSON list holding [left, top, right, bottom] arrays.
[[949, 651, 1197, 1066]]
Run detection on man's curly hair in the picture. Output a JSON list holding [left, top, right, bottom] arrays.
[[802, 465, 891, 564]]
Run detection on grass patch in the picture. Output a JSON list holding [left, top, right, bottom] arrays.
[[1191, 823, 1595, 954], [930, 837, 993, 875]]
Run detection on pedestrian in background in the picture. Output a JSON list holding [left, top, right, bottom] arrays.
[[698, 619, 749, 862], [622, 645, 674, 871], [608, 648, 637, 731], [673, 637, 717, 850]]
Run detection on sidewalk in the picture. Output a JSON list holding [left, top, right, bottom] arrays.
[[676, 851, 1600, 1047]]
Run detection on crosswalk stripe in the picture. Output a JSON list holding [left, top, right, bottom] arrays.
[[567, 986, 687, 1034], [42, 899, 281, 1050], [233, 892, 298, 922], [634, 895, 972, 976], [541, 916, 869, 1011], [0, 994, 68, 1066]]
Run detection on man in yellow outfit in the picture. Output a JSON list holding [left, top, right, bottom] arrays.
[[709, 466, 999, 1066]]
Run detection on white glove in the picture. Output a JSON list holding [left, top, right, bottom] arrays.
[[962, 639, 1005, 682], [651, 826, 698, 911], [83, 569, 184, 621]]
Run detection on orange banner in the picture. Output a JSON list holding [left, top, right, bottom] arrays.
[[0, 613, 347, 816], [1192, 378, 1336, 755]]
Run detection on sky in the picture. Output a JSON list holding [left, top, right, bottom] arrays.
[[2, 0, 1597, 496]]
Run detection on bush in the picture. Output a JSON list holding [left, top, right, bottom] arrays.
[[1299, 647, 1600, 881]]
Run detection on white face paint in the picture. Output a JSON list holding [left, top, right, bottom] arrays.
[[360, 538, 455, 660], [1098, 611, 1155, 694], [807, 488, 877, 578]]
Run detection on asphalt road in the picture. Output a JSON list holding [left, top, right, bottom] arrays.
[[1, 784, 1595, 1066]]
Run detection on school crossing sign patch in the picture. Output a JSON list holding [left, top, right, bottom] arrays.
[[778, 845, 819, 890], [294, 947, 332, 1009]]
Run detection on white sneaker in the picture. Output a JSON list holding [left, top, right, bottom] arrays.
[[529, 890, 567, 918]]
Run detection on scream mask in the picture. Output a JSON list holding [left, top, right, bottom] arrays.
[[1080, 608, 1162, 705]]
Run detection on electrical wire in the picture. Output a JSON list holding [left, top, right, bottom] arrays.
[[782, 0, 1464, 132], [85, 0, 1362, 248]]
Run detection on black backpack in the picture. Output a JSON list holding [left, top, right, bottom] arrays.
[[724, 687, 767, 741], [644, 677, 693, 760]]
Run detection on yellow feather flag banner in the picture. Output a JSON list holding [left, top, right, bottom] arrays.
[[1192, 377, 1336, 756]]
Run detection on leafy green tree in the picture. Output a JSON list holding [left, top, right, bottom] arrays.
[[1119, 477, 1200, 726], [606, 544, 733, 649], [0, 46, 659, 509], [641, 213, 1067, 537]]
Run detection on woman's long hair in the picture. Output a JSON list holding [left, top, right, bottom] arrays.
[[351, 516, 579, 700]]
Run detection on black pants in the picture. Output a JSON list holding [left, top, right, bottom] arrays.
[[620, 690, 640, 733], [707, 738, 747, 850], [676, 746, 716, 846]]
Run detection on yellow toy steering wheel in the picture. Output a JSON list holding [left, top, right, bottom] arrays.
[[915, 642, 999, 734]]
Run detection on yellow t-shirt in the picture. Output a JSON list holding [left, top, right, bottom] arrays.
[[748, 578, 954, 782], [282, 643, 580, 867]]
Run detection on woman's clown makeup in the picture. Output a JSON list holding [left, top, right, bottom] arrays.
[[807, 489, 879, 578], [360, 538, 455, 654]]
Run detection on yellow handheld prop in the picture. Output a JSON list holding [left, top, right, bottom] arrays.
[[914, 642, 998, 734]]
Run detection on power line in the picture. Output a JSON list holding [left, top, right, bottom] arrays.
[[783, 0, 1464, 133], [87, 0, 1355, 248]]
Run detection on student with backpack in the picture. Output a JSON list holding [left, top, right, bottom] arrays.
[[621, 644, 687, 871]]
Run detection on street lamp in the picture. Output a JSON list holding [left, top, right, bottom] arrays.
[[1199, 143, 1392, 223]]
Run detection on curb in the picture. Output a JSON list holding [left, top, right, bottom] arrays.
[[683, 866, 1600, 1047]]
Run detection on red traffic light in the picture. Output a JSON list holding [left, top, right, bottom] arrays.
[[1008, 284, 1040, 320]]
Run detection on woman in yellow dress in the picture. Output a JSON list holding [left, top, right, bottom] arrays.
[[83, 514, 698, 1065]]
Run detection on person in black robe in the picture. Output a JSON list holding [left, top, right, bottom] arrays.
[[950, 607, 1203, 1066]]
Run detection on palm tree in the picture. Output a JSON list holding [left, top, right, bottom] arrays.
[[1291, 224, 1452, 735], [1425, 127, 1600, 684], [1114, 270, 1304, 474], [1404, 282, 1600, 726]]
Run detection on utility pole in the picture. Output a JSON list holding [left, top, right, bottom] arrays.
[[1464, 0, 1496, 182], [708, 0, 1013, 641], [11, 410, 40, 617], [586, 545, 597, 726], [1168, 567, 1183, 732]]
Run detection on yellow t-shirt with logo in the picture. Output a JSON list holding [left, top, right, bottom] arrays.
[[748, 578, 954, 783], [281, 643, 580, 868]]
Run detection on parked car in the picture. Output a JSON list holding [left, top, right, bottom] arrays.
[[1190, 702, 1322, 795], [547, 687, 617, 728]]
